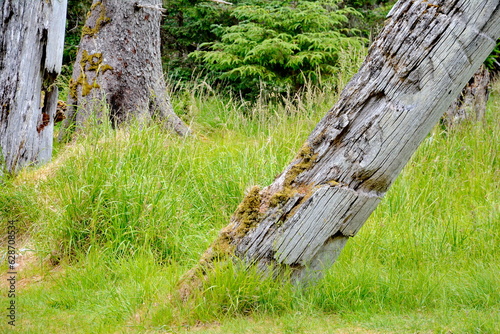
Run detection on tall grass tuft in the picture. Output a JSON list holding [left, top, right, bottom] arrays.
[[21, 79, 336, 264]]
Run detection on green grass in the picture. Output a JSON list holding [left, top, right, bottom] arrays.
[[0, 78, 499, 333]]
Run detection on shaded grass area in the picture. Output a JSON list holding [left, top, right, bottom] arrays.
[[0, 81, 499, 333]]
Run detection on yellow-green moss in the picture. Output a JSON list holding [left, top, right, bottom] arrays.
[[69, 50, 113, 99], [195, 186, 262, 268], [82, 50, 103, 70], [82, 1, 111, 38], [233, 186, 262, 238], [269, 143, 318, 207], [98, 64, 113, 73], [284, 143, 317, 187], [40, 90, 45, 109], [269, 187, 295, 207], [201, 231, 235, 265], [89, 0, 102, 11]]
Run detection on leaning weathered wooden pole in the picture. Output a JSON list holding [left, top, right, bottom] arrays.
[[189, 0, 500, 284], [0, 0, 67, 175]]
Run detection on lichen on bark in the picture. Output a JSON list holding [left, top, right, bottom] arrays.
[[81, 1, 110, 38], [69, 50, 113, 99]]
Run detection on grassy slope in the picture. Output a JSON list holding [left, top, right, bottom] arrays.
[[0, 79, 498, 333]]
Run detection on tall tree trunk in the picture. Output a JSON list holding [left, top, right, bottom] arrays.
[[0, 0, 67, 175], [60, 0, 190, 139], [443, 65, 491, 127], [186, 0, 500, 286]]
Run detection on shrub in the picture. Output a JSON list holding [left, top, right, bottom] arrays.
[[161, 0, 238, 83], [64, 0, 92, 71], [484, 39, 500, 73], [190, 0, 367, 98]]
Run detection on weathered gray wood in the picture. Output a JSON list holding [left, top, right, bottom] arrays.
[[443, 65, 491, 127], [0, 0, 67, 174], [60, 0, 190, 140], [190, 0, 500, 285]]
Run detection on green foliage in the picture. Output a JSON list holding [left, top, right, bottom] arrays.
[[344, 0, 396, 40], [0, 181, 38, 238], [63, 0, 498, 96], [484, 39, 500, 72], [64, 0, 92, 73], [161, 0, 238, 82], [190, 0, 367, 98], [344, 0, 393, 9]]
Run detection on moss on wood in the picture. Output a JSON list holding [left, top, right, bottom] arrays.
[[284, 144, 317, 187], [233, 186, 262, 238], [195, 186, 262, 270], [269, 143, 318, 207], [69, 50, 113, 99], [269, 187, 295, 207], [199, 231, 234, 267], [81, 1, 110, 38]]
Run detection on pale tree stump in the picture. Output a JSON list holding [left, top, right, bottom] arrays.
[[60, 0, 190, 140], [0, 0, 67, 175]]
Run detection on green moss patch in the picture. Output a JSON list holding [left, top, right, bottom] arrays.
[[81, 1, 111, 38], [233, 186, 262, 238], [269, 143, 317, 207], [69, 50, 113, 99], [284, 143, 317, 187]]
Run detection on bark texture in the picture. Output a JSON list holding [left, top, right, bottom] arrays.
[[443, 65, 491, 127], [0, 0, 67, 174], [196, 0, 500, 283], [60, 0, 190, 139]]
